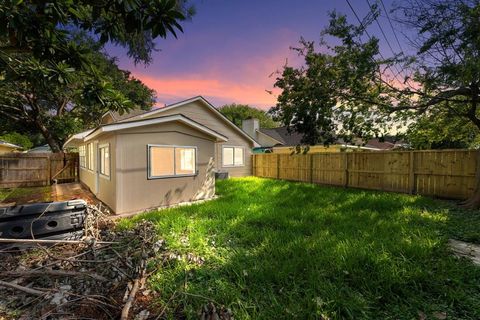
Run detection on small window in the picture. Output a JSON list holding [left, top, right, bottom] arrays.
[[222, 146, 244, 167], [79, 145, 86, 168], [87, 143, 94, 170], [99, 144, 110, 177], [148, 145, 196, 178]]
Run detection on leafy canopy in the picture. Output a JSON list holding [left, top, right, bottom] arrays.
[[272, 0, 480, 148], [219, 104, 278, 129], [0, 1, 192, 151], [0, 132, 33, 150]]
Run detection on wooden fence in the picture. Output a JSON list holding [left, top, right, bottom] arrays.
[[0, 153, 79, 188], [253, 150, 478, 200]]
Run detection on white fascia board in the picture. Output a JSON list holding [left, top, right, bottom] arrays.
[[84, 115, 228, 142], [130, 96, 260, 147]]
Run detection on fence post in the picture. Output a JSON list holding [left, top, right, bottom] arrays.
[[409, 151, 415, 194], [343, 152, 349, 188], [46, 155, 51, 186], [309, 154, 314, 183], [276, 154, 280, 179]]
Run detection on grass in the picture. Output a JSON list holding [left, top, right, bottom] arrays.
[[119, 177, 480, 319], [0, 186, 51, 203]]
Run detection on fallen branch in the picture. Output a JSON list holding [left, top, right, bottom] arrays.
[[1, 269, 109, 282], [0, 279, 47, 296], [120, 270, 146, 320], [0, 238, 116, 245]]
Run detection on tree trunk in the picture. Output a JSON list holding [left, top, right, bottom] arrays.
[[34, 119, 61, 152], [460, 150, 480, 209]]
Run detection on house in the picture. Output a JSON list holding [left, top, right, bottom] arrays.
[[242, 118, 406, 152], [26, 144, 52, 153], [63, 96, 258, 215], [0, 140, 21, 154]]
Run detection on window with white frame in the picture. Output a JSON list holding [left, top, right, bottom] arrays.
[[87, 143, 94, 170], [79, 145, 86, 168], [222, 146, 244, 167], [148, 145, 196, 178], [99, 144, 110, 177]]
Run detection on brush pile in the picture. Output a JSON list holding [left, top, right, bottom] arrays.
[[0, 206, 163, 319]]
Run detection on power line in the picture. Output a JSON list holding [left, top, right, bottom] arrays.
[[365, 0, 405, 79], [345, 0, 404, 83], [379, 0, 404, 54], [366, 0, 397, 58]]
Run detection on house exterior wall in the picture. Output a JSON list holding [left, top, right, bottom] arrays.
[[141, 100, 254, 177], [78, 134, 117, 212], [0, 145, 17, 154], [114, 121, 216, 214]]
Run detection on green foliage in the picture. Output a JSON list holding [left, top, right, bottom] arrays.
[[0, 34, 157, 151], [218, 103, 277, 129], [273, 1, 480, 149], [405, 108, 480, 149], [0, 0, 194, 64], [120, 177, 480, 319], [272, 13, 391, 146], [0, 0, 192, 151], [0, 132, 33, 150]]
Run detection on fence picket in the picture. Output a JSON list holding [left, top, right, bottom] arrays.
[[253, 149, 477, 200]]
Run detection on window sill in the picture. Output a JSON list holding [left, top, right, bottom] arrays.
[[99, 173, 110, 180], [222, 165, 245, 168], [148, 173, 198, 180]]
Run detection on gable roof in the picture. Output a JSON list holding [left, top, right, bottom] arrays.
[[84, 114, 228, 142], [126, 96, 259, 146], [258, 126, 403, 150], [259, 126, 311, 146], [0, 140, 22, 149], [63, 129, 95, 148], [110, 108, 149, 122]]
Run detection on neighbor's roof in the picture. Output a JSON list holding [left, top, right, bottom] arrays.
[[258, 126, 404, 150], [0, 140, 21, 149]]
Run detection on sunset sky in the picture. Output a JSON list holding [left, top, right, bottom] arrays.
[[107, 0, 408, 110]]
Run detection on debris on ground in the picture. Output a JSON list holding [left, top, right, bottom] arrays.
[[449, 239, 480, 266], [199, 302, 233, 320], [0, 204, 214, 319]]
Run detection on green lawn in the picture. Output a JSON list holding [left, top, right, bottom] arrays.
[[119, 177, 480, 319], [0, 186, 51, 204]]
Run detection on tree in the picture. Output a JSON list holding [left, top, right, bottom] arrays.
[[0, 36, 157, 151], [0, 132, 33, 150], [219, 104, 278, 129], [273, 0, 480, 206], [0, 1, 193, 151], [405, 107, 480, 150]]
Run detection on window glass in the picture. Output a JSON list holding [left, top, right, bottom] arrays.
[[99, 145, 110, 176], [176, 147, 196, 175], [149, 145, 197, 178], [234, 147, 244, 165], [150, 146, 174, 177], [222, 147, 234, 166], [223, 146, 244, 167], [79, 145, 86, 168], [87, 143, 94, 170]]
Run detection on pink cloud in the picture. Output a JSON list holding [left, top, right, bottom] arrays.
[[133, 74, 280, 109]]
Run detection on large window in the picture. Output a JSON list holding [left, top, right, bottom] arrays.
[[79, 145, 86, 168], [222, 146, 244, 167], [99, 144, 110, 177], [87, 143, 94, 170], [148, 145, 196, 178]]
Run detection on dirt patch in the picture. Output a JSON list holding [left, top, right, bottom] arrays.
[[0, 186, 52, 206]]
